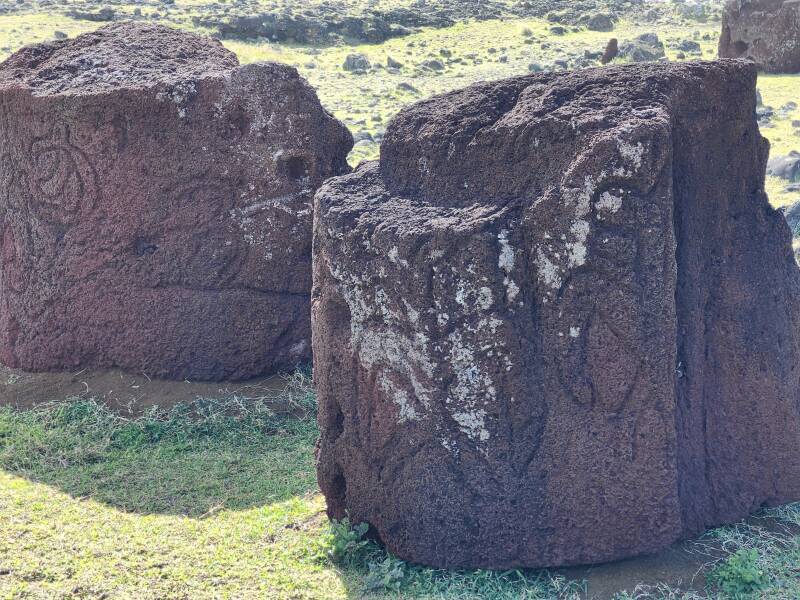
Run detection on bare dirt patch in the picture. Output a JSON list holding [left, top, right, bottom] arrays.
[[0, 365, 291, 414]]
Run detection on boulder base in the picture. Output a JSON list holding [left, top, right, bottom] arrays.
[[719, 0, 800, 73], [313, 61, 800, 569], [0, 23, 352, 380]]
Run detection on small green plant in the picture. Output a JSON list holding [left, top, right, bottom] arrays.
[[707, 548, 768, 599], [364, 556, 407, 592], [317, 518, 370, 565]]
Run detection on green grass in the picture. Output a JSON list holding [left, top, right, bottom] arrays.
[[0, 375, 583, 599], [1, 374, 799, 599]]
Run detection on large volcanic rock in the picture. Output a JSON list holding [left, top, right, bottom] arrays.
[[313, 61, 800, 569], [719, 0, 800, 73], [0, 23, 352, 381]]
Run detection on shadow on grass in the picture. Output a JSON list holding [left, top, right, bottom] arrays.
[[0, 372, 320, 517]]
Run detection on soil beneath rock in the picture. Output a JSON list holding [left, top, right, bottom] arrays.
[[563, 540, 710, 598], [565, 514, 800, 599], [0, 365, 291, 415]]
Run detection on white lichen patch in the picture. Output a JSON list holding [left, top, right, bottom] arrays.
[[452, 409, 490, 442], [498, 230, 521, 303], [380, 376, 420, 423], [596, 190, 623, 214], [617, 138, 645, 171], [330, 266, 435, 422], [569, 327, 581, 338], [536, 248, 563, 290], [498, 230, 515, 271], [388, 246, 410, 268], [566, 219, 590, 268], [155, 82, 197, 119], [455, 280, 494, 312]]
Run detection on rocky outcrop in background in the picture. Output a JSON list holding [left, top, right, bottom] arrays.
[[719, 0, 800, 73], [0, 23, 352, 380], [313, 60, 800, 569]]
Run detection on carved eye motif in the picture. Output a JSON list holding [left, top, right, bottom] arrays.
[[28, 125, 97, 221]]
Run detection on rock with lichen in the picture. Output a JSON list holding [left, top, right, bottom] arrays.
[[719, 0, 800, 73], [0, 23, 353, 380], [313, 60, 800, 569]]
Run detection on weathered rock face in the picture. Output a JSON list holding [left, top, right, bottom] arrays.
[[0, 23, 352, 381], [719, 0, 800, 73], [313, 61, 800, 569]]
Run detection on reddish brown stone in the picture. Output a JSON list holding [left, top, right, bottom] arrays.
[[719, 0, 800, 73], [0, 23, 352, 380], [313, 61, 800, 569]]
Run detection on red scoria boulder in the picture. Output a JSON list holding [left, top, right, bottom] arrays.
[[312, 60, 800, 569], [0, 23, 352, 381], [719, 0, 800, 73]]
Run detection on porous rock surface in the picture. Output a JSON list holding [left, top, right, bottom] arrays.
[[0, 23, 352, 380], [313, 61, 800, 569], [719, 0, 800, 73]]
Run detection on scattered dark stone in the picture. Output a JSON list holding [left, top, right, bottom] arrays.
[[675, 39, 702, 53], [66, 7, 115, 22], [768, 151, 800, 182], [719, 0, 800, 73], [0, 23, 352, 380], [550, 25, 567, 35], [387, 56, 404, 69], [420, 59, 445, 71], [620, 33, 666, 62], [397, 82, 419, 93], [343, 53, 371, 73], [586, 13, 614, 32], [783, 200, 800, 235], [53, 31, 67, 40], [314, 60, 800, 569]]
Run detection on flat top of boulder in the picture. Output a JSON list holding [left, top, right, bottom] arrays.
[[0, 22, 239, 96], [376, 60, 758, 207]]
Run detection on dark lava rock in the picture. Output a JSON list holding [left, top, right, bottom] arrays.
[[66, 7, 115, 22], [782, 200, 800, 234], [768, 150, 800, 181], [620, 32, 667, 62], [0, 23, 352, 381], [420, 58, 445, 71], [719, 0, 800, 73], [675, 39, 702, 53], [587, 13, 615, 32], [343, 53, 371, 72], [313, 61, 800, 569]]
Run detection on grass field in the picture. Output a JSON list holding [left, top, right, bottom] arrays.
[[1, 373, 799, 599]]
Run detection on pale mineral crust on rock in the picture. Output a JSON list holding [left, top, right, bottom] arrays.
[[313, 60, 800, 569], [0, 22, 353, 381], [719, 0, 800, 73]]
